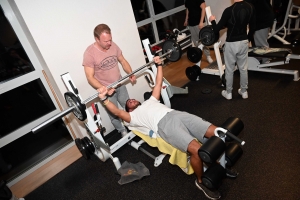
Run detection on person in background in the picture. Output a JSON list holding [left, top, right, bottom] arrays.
[[209, 0, 256, 100], [245, 0, 275, 63], [82, 24, 136, 137], [184, 0, 214, 64]]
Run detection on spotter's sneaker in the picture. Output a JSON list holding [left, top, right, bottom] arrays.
[[195, 180, 221, 200]]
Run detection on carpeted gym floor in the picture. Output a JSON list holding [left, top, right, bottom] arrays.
[[24, 36, 300, 199]]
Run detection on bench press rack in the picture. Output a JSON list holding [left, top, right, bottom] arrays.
[[61, 72, 166, 170], [142, 37, 189, 108]]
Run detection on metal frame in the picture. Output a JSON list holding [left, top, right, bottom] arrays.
[[61, 72, 168, 170], [142, 38, 188, 108], [268, 0, 293, 45], [0, 1, 66, 148], [197, 6, 299, 82], [137, 0, 186, 44]]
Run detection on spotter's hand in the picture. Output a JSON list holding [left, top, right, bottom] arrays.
[[129, 74, 136, 84]]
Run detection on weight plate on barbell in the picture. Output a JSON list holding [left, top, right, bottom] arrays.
[[187, 47, 202, 63], [199, 25, 219, 46], [64, 92, 87, 121], [162, 39, 182, 62]]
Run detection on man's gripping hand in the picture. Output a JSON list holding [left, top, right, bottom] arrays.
[[153, 56, 162, 67]]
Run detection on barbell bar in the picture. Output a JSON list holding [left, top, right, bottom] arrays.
[[32, 39, 183, 133]]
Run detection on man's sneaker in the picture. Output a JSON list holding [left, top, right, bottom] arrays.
[[221, 90, 232, 100], [207, 56, 213, 64], [238, 89, 248, 99], [226, 168, 239, 178], [195, 180, 221, 200], [120, 130, 128, 137]]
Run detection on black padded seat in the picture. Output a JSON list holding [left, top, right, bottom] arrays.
[[248, 49, 290, 58]]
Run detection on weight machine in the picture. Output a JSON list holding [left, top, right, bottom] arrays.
[[30, 35, 246, 188], [185, 6, 300, 82], [31, 37, 189, 171], [65, 72, 171, 169]]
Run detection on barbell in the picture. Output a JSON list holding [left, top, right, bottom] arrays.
[[186, 25, 219, 64], [32, 39, 183, 133]]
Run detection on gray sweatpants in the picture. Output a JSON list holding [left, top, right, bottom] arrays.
[[106, 84, 129, 133], [188, 25, 210, 57], [224, 40, 249, 93], [157, 110, 211, 152], [254, 28, 270, 48], [254, 28, 270, 63]]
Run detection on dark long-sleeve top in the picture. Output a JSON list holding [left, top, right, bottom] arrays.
[[211, 1, 256, 43], [245, 0, 275, 30]]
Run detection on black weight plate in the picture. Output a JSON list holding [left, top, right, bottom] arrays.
[[201, 88, 212, 94], [64, 92, 87, 121], [187, 47, 202, 63], [81, 137, 93, 156], [75, 138, 90, 159], [199, 25, 219, 46], [192, 65, 202, 76], [162, 40, 182, 62], [83, 136, 95, 154], [186, 66, 200, 81]]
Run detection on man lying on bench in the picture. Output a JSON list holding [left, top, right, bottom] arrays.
[[97, 56, 236, 200]]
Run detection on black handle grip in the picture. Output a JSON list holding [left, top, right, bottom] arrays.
[[226, 131, 245, 146], [95, 103, 100, 114]]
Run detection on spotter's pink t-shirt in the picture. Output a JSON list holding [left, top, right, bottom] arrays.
[[82, 42, 122, 86]]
